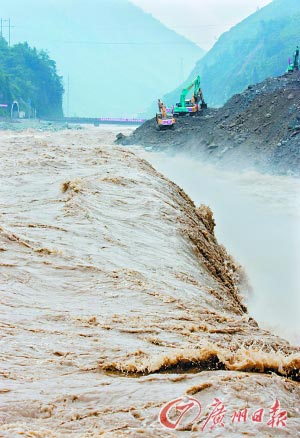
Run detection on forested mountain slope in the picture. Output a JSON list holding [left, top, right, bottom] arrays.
[[162, 0, 300, 110], [0, 37, 63, 118]]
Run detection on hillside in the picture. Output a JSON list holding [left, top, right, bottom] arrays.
[[1, 0, 204, 117], [160, 0, 300, 113], [0, 37, 63, 118], [120, 71, 300, 175]]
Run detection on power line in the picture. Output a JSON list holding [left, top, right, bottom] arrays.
[[14, 23, 234, 29], [31, 40, 207, 46]]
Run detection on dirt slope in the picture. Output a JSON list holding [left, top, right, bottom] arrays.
[[0, 127, 299, 437], [121, 71, 300, 175]]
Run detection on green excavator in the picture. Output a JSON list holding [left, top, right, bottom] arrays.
[[287, 46, 299, 73], [174, 75, 207, 116]]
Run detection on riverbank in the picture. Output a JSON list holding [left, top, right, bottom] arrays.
[[1, 127, 299, 436], [0, 119, 79, 132], [119, 72, 300, 176]]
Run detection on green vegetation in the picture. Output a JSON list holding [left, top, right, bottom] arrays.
[[0, 37, 64, 118], [163, 0, 300, 109]]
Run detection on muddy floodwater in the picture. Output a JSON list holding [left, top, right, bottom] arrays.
[[136, 149, 300, 344], [0, 125, 299, 437]]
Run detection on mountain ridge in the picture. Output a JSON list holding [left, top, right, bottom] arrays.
[[1, 0, 204, 117], [158, 0, 300, 114]]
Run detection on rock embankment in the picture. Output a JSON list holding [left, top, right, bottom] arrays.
[[120, 72, 300, 175]]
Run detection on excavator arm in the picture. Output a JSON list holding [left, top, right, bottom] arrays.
[[293, 46, 299, 70], [179, 82, 195, 107], [287, 46, 299, 72], [176, 75, 206, 113]]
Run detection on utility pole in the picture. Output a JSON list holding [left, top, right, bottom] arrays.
[[8, 18, 10, 47], [67, 75, 70, 117], [0, 18, 12, 46], [180, 58, 184, 83]]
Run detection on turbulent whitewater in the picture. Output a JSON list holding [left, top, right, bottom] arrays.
[[0, 126, 299, 437]]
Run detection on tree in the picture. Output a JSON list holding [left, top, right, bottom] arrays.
[[0, 36, 64, 118]]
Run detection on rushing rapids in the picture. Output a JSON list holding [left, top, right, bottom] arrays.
[[0, 126, 299, 437]]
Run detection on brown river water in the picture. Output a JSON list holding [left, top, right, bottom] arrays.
[[136, 148, 300, 345], [0, 125, 299, 437]]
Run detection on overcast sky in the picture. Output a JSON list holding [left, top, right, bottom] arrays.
[[131, 0, 273, 50]]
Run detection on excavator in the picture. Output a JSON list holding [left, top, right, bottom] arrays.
[[287, 46, 299, 72], [173, 75, 207, 116], [156, 99, 176, 130]]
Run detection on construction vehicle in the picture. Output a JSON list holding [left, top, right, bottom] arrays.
[[174, 75, 207, 116], [156, 100, 175, 130], [287, 46, 299, 72]]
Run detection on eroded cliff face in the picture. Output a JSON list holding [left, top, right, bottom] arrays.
[[0, 127, 299, 437]]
